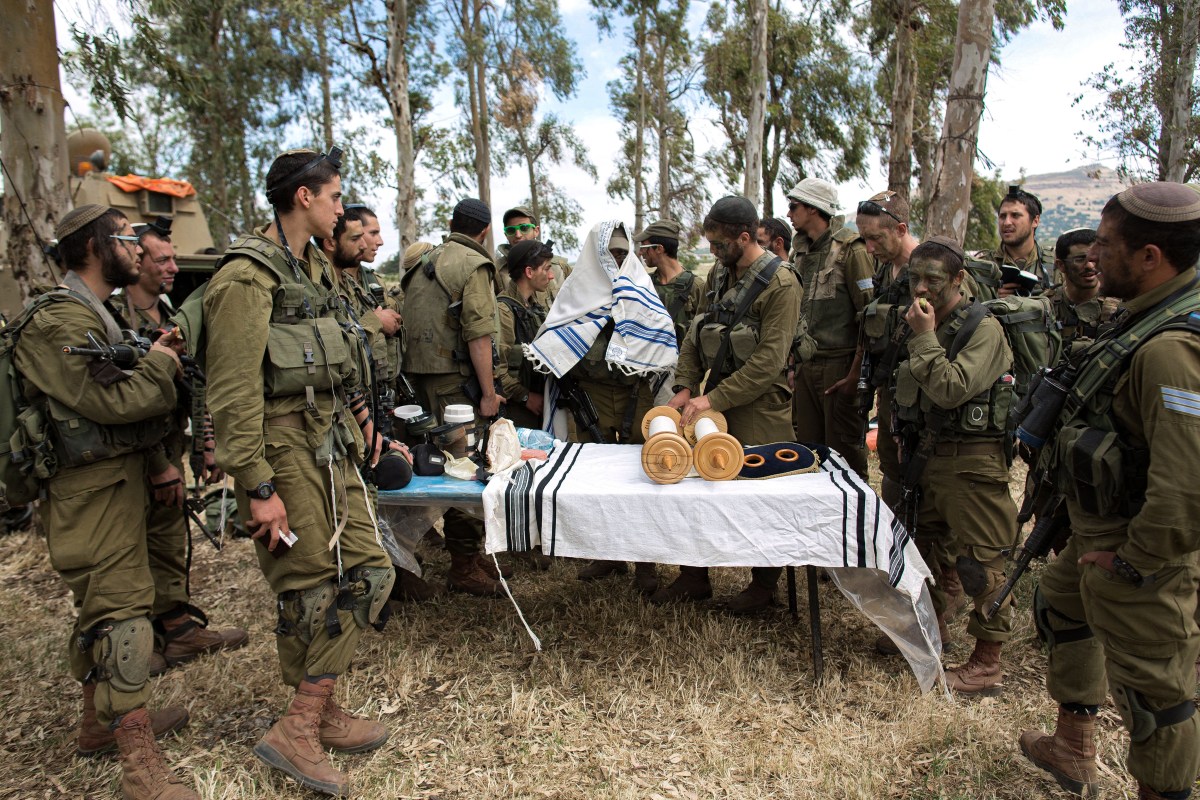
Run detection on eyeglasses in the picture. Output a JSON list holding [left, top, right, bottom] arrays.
[[637, 243, 660, 251], [110, 234, 141, 246], [504, 223, 537, 235], [1065, 253, 1091, 266], [787, 202, 802, 212], [857, 200, 903, 225]]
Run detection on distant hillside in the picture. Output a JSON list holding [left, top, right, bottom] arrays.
[[1018, 164, 1128, 239]]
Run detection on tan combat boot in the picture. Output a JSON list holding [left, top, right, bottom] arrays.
[[389, 568, 443, 603], [649, 566, 712, 605], [945, 639, 1003, 696], [253, 678, 349, 797], [1019, 706, 1098, 797], [475, 552, 514, 580], [941, 566, 970, 618], [320, 697, 389, 754], [576, 559, 627, 580], [111, 707, 199, 800], [77, 683, 190, 757], [157, 608, 250, 671], [447, 552, 504, 597], [633, 562, 659, 596]]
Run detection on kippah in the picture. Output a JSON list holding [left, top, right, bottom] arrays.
[[507, 239, 546, 273], [924, 234, 965, 261], [1116, 182, 1200, 223], [707, 196, 758, 225], [455, 198, 491, 224], [403, 242, 434, 271], [56, 204, 108, 241]]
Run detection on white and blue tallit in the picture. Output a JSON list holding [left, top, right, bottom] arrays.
[[523, 220, 677, 435]]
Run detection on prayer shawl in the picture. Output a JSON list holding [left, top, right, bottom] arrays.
[[524, 221, 677, 436]]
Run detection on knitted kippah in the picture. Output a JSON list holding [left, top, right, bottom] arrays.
[[55, 204, 108, 241], [1116, 182, 1200, 223], [707, 196, 758, 225], [924, 234, 965, 262], [454, 198, 492, 224], [403, 242, 434, 270]]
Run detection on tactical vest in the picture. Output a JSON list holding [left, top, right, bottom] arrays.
[[1044, 281, 1200, 519], [964, 257, 1001, 302], [794, 221, 866, 360], [1053, 293, 1122, 358], [861, 264, 911, 360], [574, 321, 642, 386], [498, 295, 546, 394], [696, 256, 775, 381], [219, 235, 362, 404], [654, 269, 699, 349], [893, 304, 1015, 442], [400, 241, 493, 375]]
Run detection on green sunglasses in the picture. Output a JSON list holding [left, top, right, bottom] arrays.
[[504, 223, 537, 235]]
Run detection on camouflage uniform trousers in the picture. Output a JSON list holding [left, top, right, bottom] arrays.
[[145, 453, 191, 617], [571, 377, 655, 445], [792, 353, 869, 479]]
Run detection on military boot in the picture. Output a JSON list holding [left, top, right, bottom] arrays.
[[726, 568, 781, 613], [1018, 706, 1098, 797], [389, 568, 443, 603], [77, 682, 190, 757], [649, 566, 712, 605], [475, 553, 514, 580], [447, 552, 504, 597], [515, 547, 553, 572], [111, 708, 199, 800], [320, 698, 389, 754], [577, 560, 627, 580], [633, 562, 659, 596], [945, 639, 1003, 696], [157, 606, 250, 670], [253, 678, 349, 797]]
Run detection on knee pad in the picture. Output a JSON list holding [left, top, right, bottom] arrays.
[[955, 555, 990, 597], [1112, 684, 1197, 744], [346, 566, 395, 631], [277, 582, 339, 645], [93, 617, 153, 693], [1032, 585, 1093, 650]]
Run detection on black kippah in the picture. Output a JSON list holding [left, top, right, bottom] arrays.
[[707, 196, 758, 225], [455, 198, 492, 224]]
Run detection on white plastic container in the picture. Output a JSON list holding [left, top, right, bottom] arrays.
[[443, 404, 477, 449], [394, 405, 424, 421]]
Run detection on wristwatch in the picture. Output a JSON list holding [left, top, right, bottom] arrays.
[[246, 481, 276, 500]]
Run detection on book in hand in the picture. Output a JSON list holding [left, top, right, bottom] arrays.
[[1000, 265, 1040, 295]]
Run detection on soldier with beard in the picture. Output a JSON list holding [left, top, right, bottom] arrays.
[[12, 205, 197, 798], [1050, 228, 1121, 358]]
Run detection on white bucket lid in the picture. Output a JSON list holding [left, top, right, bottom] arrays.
[[394, 405, 424, 420], [443, 404, 475, 424]]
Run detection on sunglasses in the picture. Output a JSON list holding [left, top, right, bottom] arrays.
[[504, 223, 537, 235], [637, 243, 660, 251], [787, 201, 802, 212], [857, 200, 902, 225], [110, 234, 141, 245]]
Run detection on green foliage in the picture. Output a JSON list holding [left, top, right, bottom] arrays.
[[965, 170, 1006, 252]]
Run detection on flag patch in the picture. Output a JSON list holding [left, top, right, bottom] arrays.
[[856, 278, 875, 291], [1162, 386, 1200, 417]]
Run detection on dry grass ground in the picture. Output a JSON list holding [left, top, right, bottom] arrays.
[[0, 455, 1175, 800]]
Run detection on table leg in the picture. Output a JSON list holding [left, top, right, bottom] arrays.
[[806, 565, 824, 683], [786, 565, 798, 622]]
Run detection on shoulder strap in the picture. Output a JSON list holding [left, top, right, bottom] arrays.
[[497, 295, 525, 317], [702, 256, 782, 393], [947, 302, 990, 362]]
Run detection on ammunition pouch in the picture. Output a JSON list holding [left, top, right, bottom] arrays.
[[263, 316, 353, 400], [277, 582, 340, 645], [46, 396, 167, 469], [343, 566, 395, 631], [1113, 686, 1196, 744], [1056, 424, 1147, 518], [791, 316, 818, 364], [1032, 585, 1093, 650], [861, 301, 899, 358], [699, 320, 761, 379], [89, 617, 153, 693]]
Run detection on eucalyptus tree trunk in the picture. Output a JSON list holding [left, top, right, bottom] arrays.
[[1161, 0, 1199, 182], [386, 0, 418, 249], [743, 0, 768, 208], [887, 0, 917, 202], [632, 7, 648, 233]]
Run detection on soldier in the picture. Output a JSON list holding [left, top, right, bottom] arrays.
[[654, 196, 801, 611], [569, 225, 662, 595], [203, 148, 396, 796], [401, 198, 511, 596], [112, 219, 250, 677], [756, 217, 793, 263], [634, 219, 706, 348], [1050, 227, 1121, 358], [13, 205, 196, 798], [786, 178, 873, 479], [496, 239, 553, 430], [984, 185, 1055, 296], [496, 206, 571, 303], [892, 237, 1018, 694], [1018, 183, 1200, 800]]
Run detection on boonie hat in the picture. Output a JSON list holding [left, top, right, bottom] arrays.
[[634, 219, 683, 243], [786, 178, 839, 216]]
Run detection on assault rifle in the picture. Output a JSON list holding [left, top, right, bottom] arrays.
[[555, 373, 606, 443], [985, 474, 1069, 619], [63, 331, 204, 383]]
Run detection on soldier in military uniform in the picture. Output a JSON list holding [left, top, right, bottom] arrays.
[[14, 205, 196, 798], [110, 219, 250, 677], [756, 217, 793, 263], [496, 206, 570, 304], [984, 185, 1055, 296], [892, 237, 1018, 695], [401, 198, 511, 596], [654, 196, 801, 612], [634, 219, 706, 348], [569, 225, 662, 594], [203, 149, 396, 796], [496, 239, 553, 429], [1049, 227, 1121, 359], [341, 205, 405, 406], [1018, 183, 1200, 800], [786, 178, 873, 479]]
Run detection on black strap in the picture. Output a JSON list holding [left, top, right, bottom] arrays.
[[1153, 697, 1197, 729], [947, 302, 990, 362], [702, 256, 782, 393]]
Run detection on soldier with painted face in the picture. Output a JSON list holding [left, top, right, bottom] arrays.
[[1049, 227, 1121, 359], [1018, 183, 1200, 800], [893, 237, 1018, 695], [13, 205, 196, 798], [785, 178, 874, 479]]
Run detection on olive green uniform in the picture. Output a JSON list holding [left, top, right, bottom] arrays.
[[496, 286, 547, 431], [894, 297, 1018, 640], [1037, 267, 1200, 792], [675, 251, 800, 445], [204, 230, 391, 688], [401, 233, 497, 555], [860, 262, 910, 509], [1049, 291, 1121, 360], [791, 217, 874, 477], [14, 282, 177, 725], [567, 327, 656, 444], [982, 240, 1055, 295], [496, 246, 570, 309], [651, 268, 706, 349]]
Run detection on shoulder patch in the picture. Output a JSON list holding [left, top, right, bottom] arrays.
[[856, 277, 875, 292], [1161, 386, 1200, 418]]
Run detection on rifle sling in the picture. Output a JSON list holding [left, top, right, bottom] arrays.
[[702, 256, 782, 394]]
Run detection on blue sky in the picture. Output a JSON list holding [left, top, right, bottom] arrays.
[[56, 0, 1135, 261]]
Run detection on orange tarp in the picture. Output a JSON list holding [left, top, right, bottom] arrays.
[[105, 174, 196, 198]]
